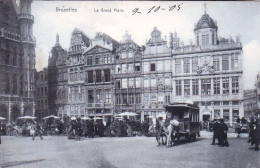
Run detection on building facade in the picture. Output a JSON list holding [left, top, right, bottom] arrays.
[[35, 68, 48, 120], [0, 0, 36, 121], [243, 89, 258, 118], [113, 32, 142, 119], [141, 27, 172, 121], [43, 11, 244, 125], [172, 12, 243, 125]]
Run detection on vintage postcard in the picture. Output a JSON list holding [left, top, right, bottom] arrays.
[[0, 0, 260, 168]]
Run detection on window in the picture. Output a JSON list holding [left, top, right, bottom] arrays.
[[128, 51, 134, 58], [104, 69, 110, 82], [136, 94, 141, 104], [95, 55, 100, 65], [197, 36, 199, 46], [184, 58, 190, 73], [213, 56, 220, 71], [116, 80, 121, 89], [222, 55, 229, 71], [96, 70, 102, 83], [157, 61, 163, 71], [176, 80, 182, 96], [201, 78, 211, 95], [122, 79, 127, 88], [105, 90, 111, 103], [212, 33, 215, 45], [151, 93, 157, 105], [115, 94, 120, 104], [213, 78, 220, 95], [129, 78, 134, 88], [165, 78, 171, 86], [165, 92, 171, 104], [128, 64, 134, 73], [88, 71, 93, 83], [144, 93, 150, 104], [214, 110, 220, 119], [232, 110, 239, 122], [116, 65, 121, 74], [122, 64, 127, 73], [202, 34, 209, 46], [184, 79, 190, 96], [143, 62, 149, 73], [150, 63, 156, 72], [158, 93, 164, 104], [232, 76, 239, 94], [164, 60, 171, 71], [129, 94, 134, 104], [135, 78, 141, 88], [175, 59, 182, 74], [192, 79, 199, 95], [104, 54, 110, 64], [223, 101, 229, 106], [87, 56, 92, 65], [122, 52, 126, 59], [96, 89, 102, 103], [192, 57, 198, 73], [223, 109, 229, 122], [75, 86, 79, 101], [122, 94, 127, 104], [151, 78, 156, 87], [223, 77, 229, 94], [231, 54, 239, 70], [144, 79, 150, 88], [135, 65, 141, 72]]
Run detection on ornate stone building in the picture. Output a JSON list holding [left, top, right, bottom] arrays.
[[243, 89, 258, 118], [113, 32, 142, 117], [35, 68, 48, 120], [66, 29, 90, 117], [83, 32, 118, 120], [0, 0, 36, 121], [141, 27, 172, 121], [172, 12, 243, 125], [47, 34, 68, 117]]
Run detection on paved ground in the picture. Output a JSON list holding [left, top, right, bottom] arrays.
[[0, 131, 259, 168]]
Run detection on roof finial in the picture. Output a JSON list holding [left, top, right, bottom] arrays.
[[203, 2, 207, 14], [55, 33, 60, 46]]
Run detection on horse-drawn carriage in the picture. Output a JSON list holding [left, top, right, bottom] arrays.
[[154, 102, 200, 147]]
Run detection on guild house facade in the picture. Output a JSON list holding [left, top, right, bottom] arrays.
[[41, 11, 243, 125], [0, 0, 36, 121]]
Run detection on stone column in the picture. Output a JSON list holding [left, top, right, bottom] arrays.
[[8, 96, 11, 121], [211, 78, 214, 96], [229, 107, 233, 126], [198, 79, 201, 96]]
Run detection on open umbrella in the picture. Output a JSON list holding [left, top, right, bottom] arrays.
[[117, 112, 138, 116], [0, 117, 6, 120], [93, 117, 102, 120], [70, 116, 77, 120], [81, 116, 91, 120], [18, 116, 37, 119], [43, 115, 60, 120]]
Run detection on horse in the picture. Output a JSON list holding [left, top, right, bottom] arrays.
[[152, 119, 167, 146]]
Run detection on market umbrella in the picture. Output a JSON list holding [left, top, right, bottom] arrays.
[[93, 117, 102, 120], [0, 117, 6, 120], [117, 112, 138, 116], [81, 116, 91, 120], [18, 116, 37, 119], [43, 115, 60, 120], [70, 116, 77, 120]]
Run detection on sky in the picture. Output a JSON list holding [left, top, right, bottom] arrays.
[[31, 1, 260, 90]]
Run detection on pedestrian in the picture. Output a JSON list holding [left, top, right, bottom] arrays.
[[87, 120, 94, 138], [254, 119, 260, 151], [219, 119, 229, 147], [32, 121, 43, 140], [75, 118, 81, 140], [211, 119, 220, 145]]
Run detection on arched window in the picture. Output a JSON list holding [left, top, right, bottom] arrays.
[[13, 74, 17, 94]]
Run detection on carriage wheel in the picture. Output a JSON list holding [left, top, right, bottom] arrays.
[[161, 134, 167, 146]]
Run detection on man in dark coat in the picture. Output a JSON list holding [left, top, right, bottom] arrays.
[[87, 120, 94, 138], [219, 119, 229, 147], [253, 119, 260, 151], [211, 119, 220, 145]]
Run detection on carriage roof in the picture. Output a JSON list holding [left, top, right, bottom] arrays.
[[165, 103, 199, 112]]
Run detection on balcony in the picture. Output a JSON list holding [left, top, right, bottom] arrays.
[[18, 13, 34, 22], [173, 43, 242, 55], [86, 103, 112, 109], [0, 28, 21, 42], [21, 36, 36, 45]]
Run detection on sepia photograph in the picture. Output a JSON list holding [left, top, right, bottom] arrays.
[[0, 0, 260, 167]]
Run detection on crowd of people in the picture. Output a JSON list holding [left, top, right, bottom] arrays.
[[210, 116, 260, 151]]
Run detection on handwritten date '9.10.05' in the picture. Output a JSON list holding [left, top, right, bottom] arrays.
[[132, 4, 183, 15]]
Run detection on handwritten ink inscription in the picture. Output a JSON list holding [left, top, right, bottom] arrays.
[[132, 4, 183, 15]]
